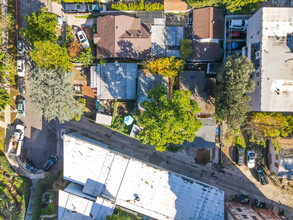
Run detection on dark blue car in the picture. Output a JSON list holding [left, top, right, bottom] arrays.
[[24, 159, 38, 174], [42, 156, 58, 172]]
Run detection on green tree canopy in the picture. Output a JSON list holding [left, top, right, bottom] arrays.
[[179, 39, 193, 60], [215, 54, 255, 130], [28, 67, 83, 123], [137, 84, 202, 152], [71, 48, 95, 68], [143, 57, 185, 78], [0, 88, 11, 111], [22, 7, 58, 43], [30, 41, 71, 71], [243, 112, 293, 151]]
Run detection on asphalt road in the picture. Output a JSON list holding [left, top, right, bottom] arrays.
[[63, 117, 293, 217]]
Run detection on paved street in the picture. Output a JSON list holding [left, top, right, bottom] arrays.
[[63, 117, 293, 217]]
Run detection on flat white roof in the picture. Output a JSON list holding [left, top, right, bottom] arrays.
[[62, 133, 224, 220]]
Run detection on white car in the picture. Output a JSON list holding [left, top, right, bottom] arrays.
[[247, 150, 255, 169], [17, 59, 26, 77], [77, 31, 89, 49], [7, 124, 25, 156], [229, 19, 248, 30]]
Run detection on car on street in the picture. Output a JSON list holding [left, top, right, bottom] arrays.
[[17, 40, 25, 56], [88, 4, 99, 12], [17, 59, 25, 77], [228, 19, 248, 30], [256, 166, 269, 185], [65, 4, 86, 13], [226, 42, 246, 50], [42, 155, 58, 172], [237, 147, 245, 166], [254, 199, 266, 208], [247, 150, 255, 168], [77, 30, 89, 49], [7, 123, 25, 156], [17, 97, 26, 117], [24, 159, 38, 173], [17, 77, 26, 95]]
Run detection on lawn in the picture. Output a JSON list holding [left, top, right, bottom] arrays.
[[0, 152, 32, 219], [0, 128, 5, 152]]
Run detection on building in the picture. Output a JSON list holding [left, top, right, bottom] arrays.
[[90, 63, 138, 100], [191, 7, 225, 62], [225, 202, 285, 220], [268, 138, 293, 179], [58, 133, 225, 220], [246, 8, 293, 112], [93, 15, 151, 59], [164, 0, 189, 12]]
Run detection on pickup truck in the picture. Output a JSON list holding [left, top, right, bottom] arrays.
[[7, 124, 25, 156]]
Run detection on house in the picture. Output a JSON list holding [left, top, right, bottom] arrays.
[[93, 15, 151, 59], [90, 63, 138, 100], [246, 8, 293, 112], [164, 0, 189, 12], [268, 138, 293, 180], [59, 133, 225, 220], [191, 7, 225, 62], [225, 202, 284, 220], [137, 70, 168, 110]]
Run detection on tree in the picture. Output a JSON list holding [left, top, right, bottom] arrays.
[[179, 39, 193, 60], [30, 41, 71, 71], [243, 112, 293, 151], [67, 42, 81, 58], [137, 84, 202, 152], [28, 67, 83, 123], [107, 209, 137, 220], [71, 48, 95, 68], [143, 57, 185, 100], [215, 54, 255, 129], [0, 89, 11, 111], [22, 7, 58, 43]]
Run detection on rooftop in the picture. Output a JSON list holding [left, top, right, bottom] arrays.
[[62, 133, 225, 220], [190, 41, 224, 61], [90, 63, 138, 100], [136, 11, 165, 25], [164, 0, 189, 11]]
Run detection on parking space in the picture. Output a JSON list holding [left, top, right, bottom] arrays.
[[224, 15, 251, 59]]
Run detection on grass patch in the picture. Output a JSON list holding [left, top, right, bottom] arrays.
[[0, 128, 5, 152], [75, 14, 100, 19], [111, 100, 120, 125]]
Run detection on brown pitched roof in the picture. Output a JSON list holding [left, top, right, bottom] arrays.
[[193, 7, 225, 39], [164, 0, 189, 11], [279, 138, 293, 149], [94, 15, 151, 59], [190, 41, 223, 61]]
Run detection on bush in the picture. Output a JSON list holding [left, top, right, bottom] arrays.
[[71, 48, 95, 67], [112, 117, 126, 133], [111, 0, 164, 11], [100, 58, 106, 66], [67, 41, 81, 58], [180, 39, 193, 60]]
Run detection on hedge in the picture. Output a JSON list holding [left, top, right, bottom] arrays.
[[111, 0, 164, 11], [62, 0, 94, 3]]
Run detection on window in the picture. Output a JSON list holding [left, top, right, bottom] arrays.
[[276, 154, 279, 160], [236, 208, 242, 212], [242, 215, 248, 219], [257, 81, 260, 85], [257, 31, 260, 35], [251, 35, 253, 39], [250, 74, 254, 79], [256, 72, 259, 77], [275, 162, 279, 168]]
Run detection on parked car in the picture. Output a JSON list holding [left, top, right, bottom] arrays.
[[239, 194, 250, 204], [24, 159, 38, 174], [65, 4, 86, 13], [237, 147, 245, 166], [88, 4, 99, 12], [17, 97, 26, 117], [254, 199, 266, 208], [228, 19, 248, 29], [7, 123, 25, 156], [17, 59, 25, 77], [256, 166, 269, 185], [17, 40, 25, 56], [226, 42, 246, 50], [77, 30, 89, 49], [227, 31, 246, 38], [17, 77, 26, 95], [247, 150, 255, 168], [42, 155, 58, 172]]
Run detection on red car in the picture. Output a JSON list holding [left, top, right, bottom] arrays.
[[227, 31, 246, 38]]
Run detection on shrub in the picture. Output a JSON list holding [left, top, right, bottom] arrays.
[[179, 39, 193, 60], [111, 0, 164, 11], [100, 58, 106, 66], [67, 41, 81, 58]]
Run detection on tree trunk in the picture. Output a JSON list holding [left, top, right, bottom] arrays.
[[169, 77, 174, 100]]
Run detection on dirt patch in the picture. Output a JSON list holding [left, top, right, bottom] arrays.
[[222, 145, 237, 168], [117, 102, 135, 117], [195, 149, 210, 165]]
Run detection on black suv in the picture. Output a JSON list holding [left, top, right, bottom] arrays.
[[24, 159, 38, 173], [256, 166, 269, 185], [17, 77, 26, 95]]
